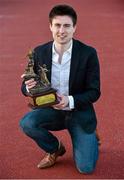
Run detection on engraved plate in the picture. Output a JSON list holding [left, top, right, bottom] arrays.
[[35, 93, 55, 106]]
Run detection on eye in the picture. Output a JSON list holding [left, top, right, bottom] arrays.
[[64, 24, 71, 28], [54, 23, 61, 28]]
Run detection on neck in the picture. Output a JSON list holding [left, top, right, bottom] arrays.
[[54, 40, 72, 55]]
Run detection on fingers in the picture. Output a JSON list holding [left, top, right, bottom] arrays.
[[25, 78, 35, 85], [27, 82, 37, 89], [52, 98, 64, 109], [21, 74, 26, 78], [52, 102, 64, 108], [52, 95, 69, 110], [25, 79, 37, 89], [56, 93, 62, 101], [21, 73, 37, 90]]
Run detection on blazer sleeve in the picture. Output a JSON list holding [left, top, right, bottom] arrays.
[[73, 49, 101, 109]]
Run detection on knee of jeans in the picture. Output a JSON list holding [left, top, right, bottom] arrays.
[[19, 117, 35, 135], [76, 163, 95, 174]]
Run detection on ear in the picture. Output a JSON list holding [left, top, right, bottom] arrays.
[[49, 23, 52, 32], [73, 25, 77, 33]]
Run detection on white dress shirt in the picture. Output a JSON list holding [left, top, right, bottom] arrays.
[[51, 40, 74, 110]]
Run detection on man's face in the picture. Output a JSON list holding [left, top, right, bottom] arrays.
[[50, 15, 76, 45]]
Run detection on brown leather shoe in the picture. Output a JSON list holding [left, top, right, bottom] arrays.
[[37, 142, 66, 169]]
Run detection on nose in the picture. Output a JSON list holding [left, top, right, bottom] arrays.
[[59, 26, 65, 33]]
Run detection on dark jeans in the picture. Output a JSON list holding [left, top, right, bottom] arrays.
[[20, 108, 99, 173]]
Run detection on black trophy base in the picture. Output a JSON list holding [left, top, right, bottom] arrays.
[[27, 89, 59, 109]]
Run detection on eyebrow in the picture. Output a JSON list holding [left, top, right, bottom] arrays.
[[54, 23, 71, 26]]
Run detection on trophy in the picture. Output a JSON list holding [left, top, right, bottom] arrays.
[[22, 49, 58, 108]]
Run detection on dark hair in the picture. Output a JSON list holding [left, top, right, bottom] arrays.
[[49, 4, 77, 26]]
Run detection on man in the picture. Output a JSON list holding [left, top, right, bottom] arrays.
[[20, 4, 101, 174]]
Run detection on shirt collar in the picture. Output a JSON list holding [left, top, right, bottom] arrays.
[[52, 39, 73, 55]]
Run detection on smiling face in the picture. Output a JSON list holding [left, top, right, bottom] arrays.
[[50, 15, 76, 45]]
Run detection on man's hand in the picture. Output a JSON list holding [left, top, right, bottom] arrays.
[[25, 79, 37, 89], [21, 74, 37, 90], [52, 93, 69, 110]]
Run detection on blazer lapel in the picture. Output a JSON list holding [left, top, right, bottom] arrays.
[[69, 39, 80, 93]]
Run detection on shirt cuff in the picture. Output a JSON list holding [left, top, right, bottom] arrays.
[[68, 95, 74, 109]]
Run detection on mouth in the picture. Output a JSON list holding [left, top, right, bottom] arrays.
[[57, 35, 67, 39]]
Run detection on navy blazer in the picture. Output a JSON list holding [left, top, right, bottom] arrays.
[[21, 39, 101, 133]]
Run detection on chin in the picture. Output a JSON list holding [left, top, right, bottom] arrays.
[[59, 42, 67, 45], [58, 40, 69, 45]]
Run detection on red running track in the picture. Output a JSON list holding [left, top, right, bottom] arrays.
[[0, 0, 124, 179]]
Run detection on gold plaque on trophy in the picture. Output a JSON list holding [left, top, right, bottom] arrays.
[[28, 90, 58, 108]]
